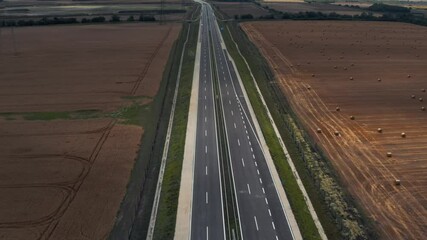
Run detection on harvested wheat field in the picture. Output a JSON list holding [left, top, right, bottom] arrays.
[[243, 21, 427, 239], [0, 23, 180, 239]]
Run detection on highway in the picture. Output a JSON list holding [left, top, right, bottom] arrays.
[[191, 2, 295, 239], [190, 3, 225, 240]]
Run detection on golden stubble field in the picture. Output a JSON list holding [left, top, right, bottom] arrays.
[[0, 23, 180, 239], [243, 21, 427, 239]]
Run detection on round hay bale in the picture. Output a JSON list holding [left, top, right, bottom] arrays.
[[411, 95, 416, 99], [349, 77, 354, 80], [395, 179, 401, 186], [419, 97, 423, 102], [307, 86, 311, 90], [421, 106, 425, 111], [407, 74, 411, 78], [311, 74, 315, 77], [387, 152, 392, 157], [317, 128, 322, 133], [334, 66, 337, 69], [401, 132, 406, 138], [350, 116, 355, 120], [336, 107, 340, 112], [377, 78, 382, 82], [422, 89, 426, 92], [377, 128, 383, 133], [334, 131, 340, 136]]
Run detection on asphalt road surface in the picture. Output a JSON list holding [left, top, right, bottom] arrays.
[[190, 3, 226, 240], [191, 2, 295, 240]]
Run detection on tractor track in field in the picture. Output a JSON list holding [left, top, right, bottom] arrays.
[[130, 26, 173, 96], [0, 120, 116, 239]]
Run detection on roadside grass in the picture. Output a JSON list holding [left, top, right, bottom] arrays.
[[218, 21, 323, 240], [152, 20, 199, 240]]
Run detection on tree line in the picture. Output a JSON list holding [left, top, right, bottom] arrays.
[[1, 14, 156, 27], [235, 10, 427, 27]]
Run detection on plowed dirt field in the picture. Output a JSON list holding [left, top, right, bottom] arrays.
[[0, 23, 180, 239]]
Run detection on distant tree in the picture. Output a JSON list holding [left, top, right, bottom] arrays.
[[240, 14, 253, 19], [127, 16, 135, 22], [139, 15, 156, 21], [138, 14, 145, 21], [110, 14, 120, 22], [259, 14, 274, 20], [282, 12, 290, 19], [91, 16, 106, 23], [328, 12, 339, 18], [368, 3, 410, 13]]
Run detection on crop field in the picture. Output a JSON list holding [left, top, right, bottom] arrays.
[[243, 21, 427, 239], [212, 1, 269, 18], [0, 23, 180, 239]]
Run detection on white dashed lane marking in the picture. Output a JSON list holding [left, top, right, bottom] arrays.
[[254, 216, 259, 231]]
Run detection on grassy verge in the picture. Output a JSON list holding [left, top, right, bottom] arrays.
[[218, 20, 323, 240], [219, 19, 376, 240], [152, 19, 199, 240]]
